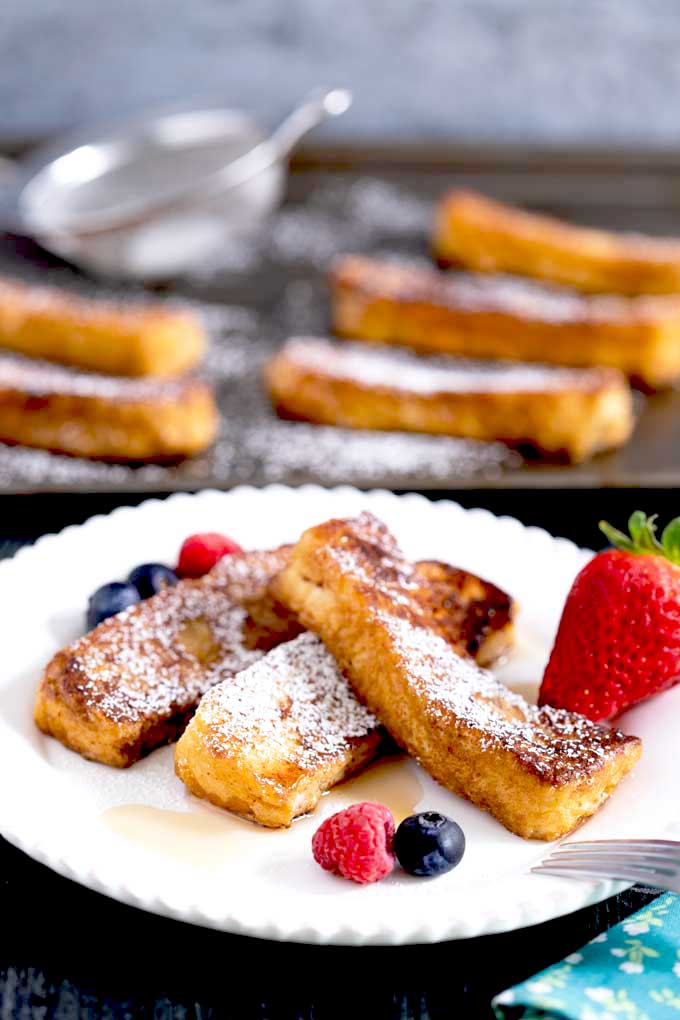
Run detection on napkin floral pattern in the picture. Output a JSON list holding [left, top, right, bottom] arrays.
[[493, 894, 680, 1020]]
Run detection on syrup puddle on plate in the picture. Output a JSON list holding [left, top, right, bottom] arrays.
[[100, 757, 424, 869], [328, 755, 424, 822], [100, 804, 275, 871]]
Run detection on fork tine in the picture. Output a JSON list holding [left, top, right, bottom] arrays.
[[532, 864, 647, 884], [532, 862, 677, 887], [534, 835, 680, 893], [547, 847, 680, 865], [540, 852, 679, 874], [559, 839, 680, 851]]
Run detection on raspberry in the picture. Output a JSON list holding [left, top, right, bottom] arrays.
[[176, 532, 243, 578], [312, 802, 395, 884]]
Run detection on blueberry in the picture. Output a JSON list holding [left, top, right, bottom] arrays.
[[393, 812, 465, 877], [87, 582, 140, 630], [127, 563, 178, 599]]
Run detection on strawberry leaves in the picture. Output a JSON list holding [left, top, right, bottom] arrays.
[[661, 518, 680, 564], [600, 512, 680, 566]]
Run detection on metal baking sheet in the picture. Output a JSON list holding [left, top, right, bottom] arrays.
[[0, 146, 679, 493]]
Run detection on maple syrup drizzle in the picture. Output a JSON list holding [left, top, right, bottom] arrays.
[[330, 756, 424, 821], [101, 804, 274, 871], [101, 758, 424, 868]]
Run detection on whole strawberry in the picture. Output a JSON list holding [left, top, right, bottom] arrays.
[[539, 512, 680, 721]]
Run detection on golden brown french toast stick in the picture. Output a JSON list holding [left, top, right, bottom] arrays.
[[330, 254, 680, 388], [276, 513, 642, 840], [175, 632, 382, 827], [433, 190, 680, 296], [265, 337, 633, 462], [0, 354, 218, 461], [0, 276, 205, 376]]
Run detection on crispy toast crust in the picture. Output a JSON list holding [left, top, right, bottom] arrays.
[[265, 337, 633, 462], [433, 190, 680, 296], [330, 254, 680, 387], [0, 354, 218, 460], [34, 548, 301, 767], [0, 276, 205, 376], [175, 632, 382, 827], [408, 558, 514, 666], [275, 513, 642, 840]]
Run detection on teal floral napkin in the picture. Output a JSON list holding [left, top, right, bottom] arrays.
[[493, 894, 680, 1019]]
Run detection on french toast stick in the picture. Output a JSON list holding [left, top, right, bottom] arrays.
[[276, 513, 642, 840], [0, 354, 218, 460], [433, 190, 680, 296], [35, 548, 301, 767], [0, 276, 205, 376], [330, 254, 680, 388], [175, 632, 381, 827], [265, 337, 633, 462]]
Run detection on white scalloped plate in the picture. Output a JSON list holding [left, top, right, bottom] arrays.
[[1, 486, 677, 945]]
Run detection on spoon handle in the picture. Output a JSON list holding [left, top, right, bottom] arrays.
[[192, 87, 352, 200], [267, 88, 353, 160]]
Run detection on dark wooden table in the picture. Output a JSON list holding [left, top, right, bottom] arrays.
[[1, 489, 670, 1019]]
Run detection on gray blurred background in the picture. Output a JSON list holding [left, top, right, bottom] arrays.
[[4, 0, 680, 148]]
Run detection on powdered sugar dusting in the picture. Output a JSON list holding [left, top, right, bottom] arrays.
[[0, 352, 199, 402], [334, 254, 662, 323], [279, 337, 609, 394], [0, 275, 197, 325], [380, 613, 622, 782], [198, 632, 377, 769], [62, 582, 263, 724]]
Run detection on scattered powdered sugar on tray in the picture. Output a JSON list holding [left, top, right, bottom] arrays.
[[183, 301, 261, 337], [202, 332, 272, 383], [267, 180, 431, 265], [237, 422, 516, 486], [345, 179, 431, 236], [0, 175, 525, 492], [0, 444, 169, 490], [277, 278, 330, 336], [184, 229, 265, 280], [269, 208, 353, 265], [199, 632, 377, 768]]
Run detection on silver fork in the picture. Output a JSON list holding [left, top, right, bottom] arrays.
[[532, 839, 680, 893]]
